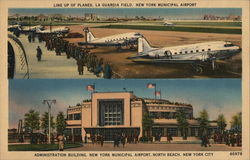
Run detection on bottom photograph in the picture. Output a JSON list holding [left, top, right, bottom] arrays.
[[8, 79, 241, 151]]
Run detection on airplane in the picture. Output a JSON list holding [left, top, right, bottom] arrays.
[[35, 26, 70, 34], [164, 21, 175, 26], [78, 28, 143, 49], [8, 24, 22, 31], [128, 37, 241, 74], [8, 24, 43, 33], [21, 25, 44, 32]]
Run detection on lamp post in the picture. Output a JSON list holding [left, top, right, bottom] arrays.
[[43, 99, 56, 144]]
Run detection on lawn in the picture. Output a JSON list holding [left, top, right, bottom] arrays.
[[8, 143, 82, 151], [95, 24, 241, 34]]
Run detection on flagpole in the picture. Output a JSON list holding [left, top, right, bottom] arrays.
[[160, 88, 162, 100], [155, 84, 157, 102], [93, 83, 95, 93]]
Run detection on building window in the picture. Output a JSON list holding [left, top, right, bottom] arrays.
[[68, 114, 73, 120], [167, 128, 177, 136], [74, 113, 81, 120], [98, 99, 124, 126], [152, 127, 164, 137], [149, 112, 159, 119], [73, 128, 82, 135], [191, 128, 197, 136]]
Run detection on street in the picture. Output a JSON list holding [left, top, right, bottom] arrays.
[[65, 143, 241, 151]]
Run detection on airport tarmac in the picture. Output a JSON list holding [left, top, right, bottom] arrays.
[[64, 25, 241, 78]]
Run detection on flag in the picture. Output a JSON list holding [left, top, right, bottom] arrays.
[[147, 83, 155, 88], [155, 91, 161, 96], [86, 85, 95, 91]]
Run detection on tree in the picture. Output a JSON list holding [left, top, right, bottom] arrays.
[[24, 109, 40, 134], [56, 112, 66, 135], [41, 112, 55, 135], [217, 114, 227, 134], [142, 112, 154, 137], [230, 112, 242, 132], [176, 109, 189, 140], [198, 109, 209, 136]]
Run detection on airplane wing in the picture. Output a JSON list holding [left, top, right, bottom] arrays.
[[132, 58, 201, 64], [78, 42, 122, 47]]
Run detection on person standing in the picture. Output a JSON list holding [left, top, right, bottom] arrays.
[[76, 57, 84, 75], [36, 46, 42, 61], [100, 134, 104, 147], [104, 62, 112, 79], [57, 134, 64, 151], [84, 134, 87, 144], [121, 135, 126, 148], [28, 34, 32, 43]]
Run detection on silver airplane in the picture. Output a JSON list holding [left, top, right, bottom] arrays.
[[129, 37, 241, 74], [36, 26, 70, 34], [21, 25, 44, 32], [78, 28, 143, 49]]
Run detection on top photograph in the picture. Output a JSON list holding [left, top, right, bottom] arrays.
[[7, 8, 242, 79]]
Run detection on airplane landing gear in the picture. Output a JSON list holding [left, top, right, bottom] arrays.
[[194, 65, 203, 74], [116, 44, 122, 51], [191, 64, 203, 75]]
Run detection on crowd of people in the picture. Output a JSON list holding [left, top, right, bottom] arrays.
[[13, 30, 113, 78], [200, 132, 242, 147], [84, 133, 140, 148], [37, 33, 112, 78]]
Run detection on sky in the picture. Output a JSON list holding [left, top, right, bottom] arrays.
[[9, 79, 241, 129], [9, 8, 241, 19]]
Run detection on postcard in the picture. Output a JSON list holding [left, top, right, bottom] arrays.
[[0, 0, 249, 160]]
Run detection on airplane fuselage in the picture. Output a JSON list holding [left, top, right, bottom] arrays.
[[90, 32, 142, 44], [141, 41, 241, 62], [36, 27, 70, 34]]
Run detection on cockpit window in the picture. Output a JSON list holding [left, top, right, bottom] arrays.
[[134, 33, 141, 36], [224, 44, 234, 47]]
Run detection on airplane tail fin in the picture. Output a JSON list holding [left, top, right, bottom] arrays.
[[86, 31, 96, 42], [138, 37, 153, 55]]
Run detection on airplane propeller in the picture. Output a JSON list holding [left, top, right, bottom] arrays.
[[211, 57, 217, 70], [212, 60, 215, 70]]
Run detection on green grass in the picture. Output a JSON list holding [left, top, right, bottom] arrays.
[[123, 21, 241, 27], [95, 24, 241, 34], [8, 143, 82, 151], [172, 21, 241, 27]]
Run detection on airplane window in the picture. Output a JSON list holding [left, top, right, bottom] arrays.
[[174, 52, 177, 55], [224, 44, 234, 47], [190, 51, 193, 53], [208, 49, 211, 51], [196, 50, 199, 52], [180, 52, 182, 54], [185, 51, 188, 54], [202, 49, 205, 51]]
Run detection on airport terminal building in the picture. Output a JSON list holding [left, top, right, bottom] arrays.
[[66, 91, 217, 141]]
